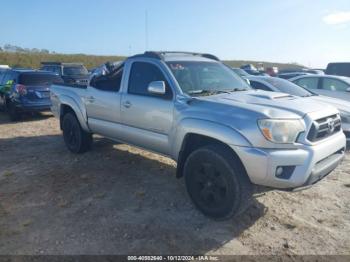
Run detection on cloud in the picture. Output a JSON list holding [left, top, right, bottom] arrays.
[[323, 11, 350, 25]]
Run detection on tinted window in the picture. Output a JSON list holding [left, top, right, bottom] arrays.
[[295, 77, 318, 89], [265, 77, 312, 97], [63, 66, 88, 76], [45, 66, 61, 74], [322, 78, 349, 92], [92, 66, 123, 92], [19, 74, 63, 85], [128, 62, 172, 99], [250, 80, 272, 91]]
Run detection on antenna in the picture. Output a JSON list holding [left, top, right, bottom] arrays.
[[145, 10, 149, 51]]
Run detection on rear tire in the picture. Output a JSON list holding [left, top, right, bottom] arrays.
[[184, 144, 253, 220], [62, 112, 92, 153]]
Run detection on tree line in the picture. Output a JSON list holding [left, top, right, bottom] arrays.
[[0, 44, 303, 70]]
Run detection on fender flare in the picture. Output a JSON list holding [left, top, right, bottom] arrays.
[[171, 118, 252, 161], [59, 95, 90, 132]]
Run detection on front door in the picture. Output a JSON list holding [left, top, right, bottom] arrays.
[[120, 61, 174, 155]]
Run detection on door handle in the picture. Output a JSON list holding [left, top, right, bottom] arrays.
[[123, 101, 132, 108], [86, 96, 95, 103]]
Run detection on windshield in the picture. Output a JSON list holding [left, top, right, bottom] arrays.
[[167, 61, 250, 96], [63, 66, 89, 76], [264, 77, 313, 97]]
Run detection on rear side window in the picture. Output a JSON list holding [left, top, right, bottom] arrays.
[[295, 77, 318, 89], [128, 62, 172, 99], [19, 74, 63, 85], [250, 81, 272, 91], [63, 66, 88, 76], [322, 78, 349, 92], [92, 65, 124, 92]]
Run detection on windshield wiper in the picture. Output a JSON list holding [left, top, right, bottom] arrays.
[[228, 87, 248, 92], [187, 90, 231, 96], [188, 88, 248, 96]]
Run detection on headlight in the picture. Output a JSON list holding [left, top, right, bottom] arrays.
[[258, 119, 305, 143]]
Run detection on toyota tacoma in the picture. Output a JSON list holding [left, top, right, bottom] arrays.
[[50, 52, 346, 220]]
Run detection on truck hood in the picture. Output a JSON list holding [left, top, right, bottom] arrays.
[[196, 89, 336, 119]]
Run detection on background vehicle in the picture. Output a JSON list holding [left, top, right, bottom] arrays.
[[277, 72, 310, 79], [248, 76, 350, 141], [265, 66, 278, 77], [41, 62, 89, 85], [277, 68, 324, 80], [0, 69, 63, 120], [290, 75, 350, 101], [231, 67, 250, 77], [50, 51, 345, 220], [240, 64, 268, 76], [326, 62, 350, 77]]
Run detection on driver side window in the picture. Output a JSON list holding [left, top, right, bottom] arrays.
[[322, 78, 348, 92], [295, 78, 318, 89], [128, 62, 172, 99]]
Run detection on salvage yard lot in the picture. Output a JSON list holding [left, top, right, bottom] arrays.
[[0, 112, 349, 255]]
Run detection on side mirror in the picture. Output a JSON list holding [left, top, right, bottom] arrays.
[[346, 87, 350, 92], [147, 81, 166, 95]]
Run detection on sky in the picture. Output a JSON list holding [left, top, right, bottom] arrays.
[[1, 0, 350, 68]]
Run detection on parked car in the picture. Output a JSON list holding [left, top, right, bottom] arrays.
[[41, 62, 89, 86], [50, 51, 345, 220], [0, 69, 63, 120], [240, 64, 268, 76], [290, 75, 350, 101], [247, 76, 350, 141], [265, 67, 278, 77], [231, 67, 250, 77], [304, 69, 324, 75], [277, 72, 311, 80], [326, 62, 350, 77]]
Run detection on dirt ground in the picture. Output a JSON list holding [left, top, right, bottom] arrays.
[[0, 111, 349, 255]]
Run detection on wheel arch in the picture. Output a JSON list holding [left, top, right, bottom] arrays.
[[59, 96, 89, 132], [173, 119, 251, 178]]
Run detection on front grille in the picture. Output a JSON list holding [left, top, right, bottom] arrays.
[[307, 114, 341, 142]]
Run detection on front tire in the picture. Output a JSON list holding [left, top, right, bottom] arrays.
[[184, 144, 253, 220], [62, 113, 92, 153]]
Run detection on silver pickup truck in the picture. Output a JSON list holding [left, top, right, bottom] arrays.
[[50, 52, 346, 220]]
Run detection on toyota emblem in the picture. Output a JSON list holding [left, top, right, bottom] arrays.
[[327, 118, 335, 134]]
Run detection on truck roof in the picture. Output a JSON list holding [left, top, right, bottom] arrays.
[[130, 51, 220, 62]]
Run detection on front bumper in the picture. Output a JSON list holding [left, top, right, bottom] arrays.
[[232, 131, 346, 189]]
